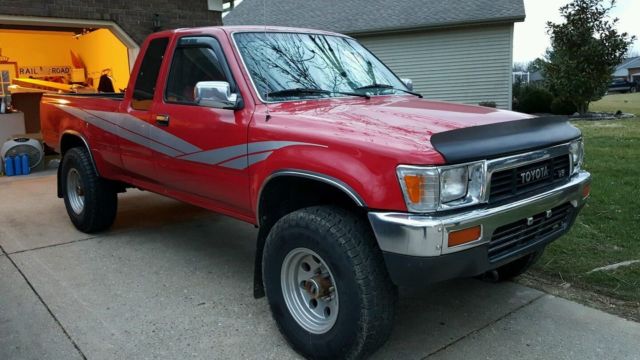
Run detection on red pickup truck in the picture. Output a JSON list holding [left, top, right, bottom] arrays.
[[41, 26, 591, 359]]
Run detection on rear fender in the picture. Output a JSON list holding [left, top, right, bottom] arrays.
[[57, 131, 98, 198]]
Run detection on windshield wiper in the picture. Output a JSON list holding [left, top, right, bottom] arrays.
[[265, 88, 370, 99], [355, 83, 423, 98]]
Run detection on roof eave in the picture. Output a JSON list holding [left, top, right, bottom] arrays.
[[345, 16, 525, 37]]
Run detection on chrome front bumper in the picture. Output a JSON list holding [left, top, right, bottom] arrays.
[[368, 171, 591, 257]]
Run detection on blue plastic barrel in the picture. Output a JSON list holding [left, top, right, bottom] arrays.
[[4, 156, 14, 176], [21, 154, 30, 175], [14, 155, 22, 175]]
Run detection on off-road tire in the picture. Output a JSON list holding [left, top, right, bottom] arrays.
[[262, 206, 397, 359], [494, 250, 543, 281], [61, 147, 117, 233]]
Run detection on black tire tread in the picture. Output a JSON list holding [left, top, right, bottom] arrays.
[[263, 206, 397, 359], [61, 147, 117, 233]]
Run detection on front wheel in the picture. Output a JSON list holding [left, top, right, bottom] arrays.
[[491, 250, 543, 281], [262, 206, 397, 359], [61, 147, 118, 233]]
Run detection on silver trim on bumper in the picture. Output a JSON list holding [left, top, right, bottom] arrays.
[[368, 171, 591, 257]]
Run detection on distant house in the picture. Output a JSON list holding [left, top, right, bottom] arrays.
[[529, 70, 545, 84], [224, 0, 526, 109], [613, 57, 640, 82]]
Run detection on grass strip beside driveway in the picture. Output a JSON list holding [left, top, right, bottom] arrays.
[[532, 119, 640, 303], [590, 93, 640, 116]]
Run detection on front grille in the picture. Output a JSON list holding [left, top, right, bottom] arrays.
[[488, 203, 574, 262], [489, 155, 571, 203]]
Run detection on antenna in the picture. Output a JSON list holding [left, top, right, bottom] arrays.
[[264, 0, 271, 120]]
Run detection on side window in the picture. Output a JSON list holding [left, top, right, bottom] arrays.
[[132, 37, 169, 110], [165, 47, 228, 103], [165, 37, 231, 104]]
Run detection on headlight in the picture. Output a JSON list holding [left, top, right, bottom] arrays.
[[440, 167, 468, 203], [569, 139, 584, 174], [397, 162, 486, 213]]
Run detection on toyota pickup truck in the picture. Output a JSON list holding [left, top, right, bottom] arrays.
[[41, 26, 591, 359]]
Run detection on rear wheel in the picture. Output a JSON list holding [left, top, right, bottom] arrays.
[[61, 147, 117, 233], [262, 206, 397, 359]]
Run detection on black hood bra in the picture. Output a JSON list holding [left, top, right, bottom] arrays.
[[430, 116, 582, 163]]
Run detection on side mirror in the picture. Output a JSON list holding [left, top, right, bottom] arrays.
[[401, 78, 414, 91], [194, 81, 241, 109]]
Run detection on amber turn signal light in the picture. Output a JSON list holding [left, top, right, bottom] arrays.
[[582, 182, 591, 199], [403, 175, 424, 204], [448, 226, 482, 247]]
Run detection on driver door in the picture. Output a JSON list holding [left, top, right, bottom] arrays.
[[150, 36, 251, 213]]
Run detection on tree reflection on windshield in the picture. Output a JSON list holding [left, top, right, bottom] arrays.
[[234, 32, 407, 101]]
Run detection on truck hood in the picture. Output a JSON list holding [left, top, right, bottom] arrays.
[[265, 96, 535, 162]]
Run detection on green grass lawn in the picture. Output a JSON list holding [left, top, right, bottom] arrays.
[[532, 119, 640, 302], [590, 92, 640, 116]]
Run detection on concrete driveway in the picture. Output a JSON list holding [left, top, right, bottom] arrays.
[[1, 173, 639, 360]]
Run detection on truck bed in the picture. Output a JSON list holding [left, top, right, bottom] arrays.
[[40, 92, 124, 154], [43, 92, 124, 99]]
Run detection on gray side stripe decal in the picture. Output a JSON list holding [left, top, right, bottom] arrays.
[[179, 141, 323, 166], [57, 105, 182, 157], [55, 105, 324, 170], [220, 151, 273, 170], [248, 141, 308, 154], [84, 110, 202, 154], [177, 143, 247, 164]]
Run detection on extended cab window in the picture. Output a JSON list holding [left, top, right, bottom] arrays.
[[165, 37, 230, 104], [132, 37, 169, 110]]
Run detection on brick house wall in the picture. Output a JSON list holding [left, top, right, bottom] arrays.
[[0, 0, 221, 44]]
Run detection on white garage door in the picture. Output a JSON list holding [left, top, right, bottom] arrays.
[[357, 24, 514, 109]]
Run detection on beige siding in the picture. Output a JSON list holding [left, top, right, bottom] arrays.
[[357, 24, 514, 109]]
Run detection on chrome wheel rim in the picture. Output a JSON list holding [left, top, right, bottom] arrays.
[[281, 248, 339, 334], [66, 168, 85, 215]]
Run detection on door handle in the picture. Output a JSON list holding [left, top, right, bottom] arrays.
[[155, 114, 170, 126]]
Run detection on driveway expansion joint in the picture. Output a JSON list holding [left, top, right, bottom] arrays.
[[0, 244, 88, 360], [422, 291, 546, 359], [7, 236, 99, 255]]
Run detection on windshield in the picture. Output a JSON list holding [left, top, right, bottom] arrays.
[[233, 32, 408, 101]]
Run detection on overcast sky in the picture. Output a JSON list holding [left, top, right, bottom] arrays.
[[514, 0, 640, 63], [228, 0, 638, 63]]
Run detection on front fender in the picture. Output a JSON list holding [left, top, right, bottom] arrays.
[[249, 144, 410, 214]]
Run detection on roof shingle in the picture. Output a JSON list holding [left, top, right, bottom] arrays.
[[223, 0, 526, 34], [613, 57, 640, 76]]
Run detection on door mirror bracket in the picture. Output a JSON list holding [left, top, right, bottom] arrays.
[[401, 78, 414, 91]]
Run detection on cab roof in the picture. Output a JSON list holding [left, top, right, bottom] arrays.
[[155, 25, 351, 39]]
